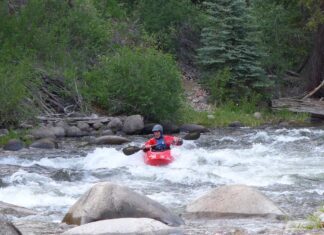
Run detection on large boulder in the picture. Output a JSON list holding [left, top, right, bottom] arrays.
[[0, 201, 37, 217], [122, 115, 144, 134], [62, 182, 184, 226], [185, 185, 285, 219], [62, 218, 183, 235], [93, 135, 130, 145], [31, 126, 65, 139], [179, 124, 208, 133], [30, 138, 58, 149], [107, 118, 123, 132], [0, 221, 21, 235], [3, 139, 24, 151], [13, 220, 74, 235]]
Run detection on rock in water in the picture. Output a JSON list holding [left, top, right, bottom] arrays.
[[62, 218, 183, 235], [185, 184, 285, 219], [62, 182, 184, 226]]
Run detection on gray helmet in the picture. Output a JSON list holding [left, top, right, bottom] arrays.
[[152, 124, 163, 133]]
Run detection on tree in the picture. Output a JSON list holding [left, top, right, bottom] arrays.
[[300, 0, 324, 95], [197, 0, 269, 101]]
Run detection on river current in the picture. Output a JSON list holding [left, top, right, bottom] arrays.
[[0, 127, 323, 232]]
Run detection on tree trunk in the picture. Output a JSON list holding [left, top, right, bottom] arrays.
[[307, 20, 324, 96]]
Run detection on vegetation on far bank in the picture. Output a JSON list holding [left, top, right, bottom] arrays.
[[0, 0, 322, 127], [180, 104, 308, 128]]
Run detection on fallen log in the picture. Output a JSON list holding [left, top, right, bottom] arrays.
[[272, 98, 324, 116]]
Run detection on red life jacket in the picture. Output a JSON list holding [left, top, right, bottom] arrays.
[[144, 135, 179, 151]]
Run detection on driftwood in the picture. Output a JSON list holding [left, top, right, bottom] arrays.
[[272, 98, 324, 116], [36, 116, 111, 124], [303, 80, 324, 99]]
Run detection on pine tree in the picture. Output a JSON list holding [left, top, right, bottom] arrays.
[[197, 0, 270, 101]]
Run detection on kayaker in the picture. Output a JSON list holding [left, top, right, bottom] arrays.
[[142, 124, 183, 152]]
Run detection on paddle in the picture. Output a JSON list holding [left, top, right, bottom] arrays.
[[122, 132, 200, 156]]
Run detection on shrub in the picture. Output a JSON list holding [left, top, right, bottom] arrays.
[[84, 47, 183, 121], [0, 59, 38, 126]]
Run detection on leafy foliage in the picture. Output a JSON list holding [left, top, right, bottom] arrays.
[[136, 0, 202, 52], [84, 47, 183, 121], [251, 0, 311, 75]]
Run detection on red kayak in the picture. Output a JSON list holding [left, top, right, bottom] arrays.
[[144, 150, 173, 166]]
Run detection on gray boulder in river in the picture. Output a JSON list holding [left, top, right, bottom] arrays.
[[93, 135, 130, 145], [62, 182, 184, 226], [185, 184, 285, 219], [62, 218, 183, 235], [122, 115, 144, 134], [0, 221, 22, 235], [0, 201, 37, 218]]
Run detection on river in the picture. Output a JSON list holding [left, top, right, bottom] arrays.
[[0, 127, 323, 233]]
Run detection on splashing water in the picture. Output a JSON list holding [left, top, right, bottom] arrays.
[[0, 127, 323, 226]]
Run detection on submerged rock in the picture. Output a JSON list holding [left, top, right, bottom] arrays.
[[62, 182, 184, 226], [62, 218, 183, 235], [0, 201, 37, 217], [93, 135, 130, 145], [180, 124, 208, 133], [30, 138, 58, 149], [185, 185, 285, 219]]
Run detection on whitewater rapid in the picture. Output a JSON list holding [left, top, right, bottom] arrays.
[[0, 127, 323, 223]]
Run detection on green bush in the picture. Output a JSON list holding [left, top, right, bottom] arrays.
[[84, 47, 183, 121], [0, 59, 37, 126], [136, 0, 201, 52]]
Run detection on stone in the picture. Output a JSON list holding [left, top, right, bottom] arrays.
[[65, 126, 83, 137], [13, 220, 74, 235], [253, 112, 262, 119], [122, 115, 144, 134], [101, 129, 114, 136], [162, 122, 180, 134], [0, 201, 37, 217], [3, 139, 24, 151], [185, 185, 285, 219], [62, 182, 184, 226], [228, 121, 244, 128], [30, 138, 57, 149], [0, 129, 9, 137], [62, 218, 183, 235], [92, 121, 103, 130], [93, 135, 130, 145], [30, 126, 65, 139], [179, 124, 208, 133], [107, 118, 123, 132], [77, 121, 91, 132], [0, 221, 21, 235]]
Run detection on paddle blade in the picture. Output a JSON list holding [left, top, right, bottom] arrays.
[[122, 146, 142, 155], [183, 132, 200, 140]]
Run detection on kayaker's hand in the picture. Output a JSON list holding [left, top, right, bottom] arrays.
[[142, 145, 151, 152]]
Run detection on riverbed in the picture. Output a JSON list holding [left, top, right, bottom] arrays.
[[0, 127, 323, 234]]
